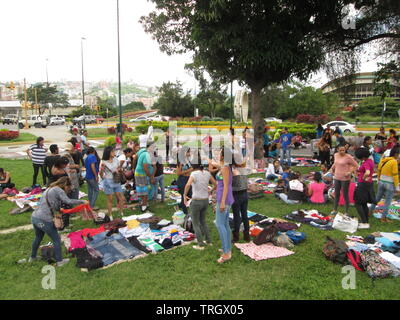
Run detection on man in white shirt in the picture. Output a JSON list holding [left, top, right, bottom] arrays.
[[147, 121, 154, 142], [80, 130, 90, 155], [139, 130, 148, 149]]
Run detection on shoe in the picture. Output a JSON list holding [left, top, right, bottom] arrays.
[[217, 254, 231, 264], [93, 206, 100, 211], [358, 223, 370, 229], [192, 245, 205, 250], [109, 215, 114, 221], [56, 259, 70, 267], [330, 211, 337, 215], [206, 242, 213, 246], [232, 231, 239, 243]]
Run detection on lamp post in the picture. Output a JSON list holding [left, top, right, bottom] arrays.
[[230, 81, 233, 130], [116, 0, 123, 137], [45, 58, 49, 86], [81, 37, 86, 129]]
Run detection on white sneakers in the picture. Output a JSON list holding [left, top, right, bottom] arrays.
[[56, 259, 70, 267], [192, 245, 205, 250], [358, 223, 370, 229]]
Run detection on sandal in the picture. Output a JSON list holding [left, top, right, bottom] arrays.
[[217, 255, 231, 264]]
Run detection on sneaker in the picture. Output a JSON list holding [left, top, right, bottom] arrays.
[[358, 223, 370, 229], [109, 215, 114, 221], [56, 259, 70, 267], [193, 245, 205, 250], [28, 257, 38, 263]]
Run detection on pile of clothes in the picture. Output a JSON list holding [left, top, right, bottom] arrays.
[[284, 209, 333, 231], [62, 212, 196, 271], [291, 158, 321, 167], [7, 186, 44, 215], [371, 200, 400, 221], [323, 232, 400, 279], [234, 212, 306, 261], [247, 178, 276, 199]]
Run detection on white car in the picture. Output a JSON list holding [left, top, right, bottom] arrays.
[[49, 117, 65, 125], [323, 121, 356, 133], [147, 114, 168, 121], [129, 115, 150, 122], [264, 117, 283, 123]]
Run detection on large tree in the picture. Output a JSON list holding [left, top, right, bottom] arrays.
[[153, 81, 193, 117], [18, 83, 69, 115], [141, 1, 344, 158]]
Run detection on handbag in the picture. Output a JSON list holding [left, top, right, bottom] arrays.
[[45, 189, 64, 231]]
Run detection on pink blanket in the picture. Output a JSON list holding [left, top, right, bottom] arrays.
[[235, 242, 294, 261]]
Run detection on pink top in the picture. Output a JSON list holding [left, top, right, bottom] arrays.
[[357, 159, 374, 183], [309, 182, 325, 203], [331, 153, 358, 181]]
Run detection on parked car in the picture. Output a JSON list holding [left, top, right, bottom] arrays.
[[2, 114, 18, 125], [201, 116, 212, 121], [212, 117, 225, 121], [323, 121, 356, 133], [147, 114, 166, 121], [72, 115, 97, 125], [95, 116, 104, 123], [129, 115, 150, 122], [49, 117, 65, 125], [264, 117, 283, 123], [18, 115, 48, 129]]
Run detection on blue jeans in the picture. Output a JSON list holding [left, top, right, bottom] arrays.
[[31, 216, 62, 262], [280, 148, 291, 166], [148, 177, 157, 201], [369, 181, 395, 218], [215, 203, 232, 254], [278, 193, 300, 204], [86, 178, 99, 208], [154, 175, 165, 202]]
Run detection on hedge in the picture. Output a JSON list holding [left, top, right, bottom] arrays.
[[135, 121, 251, 133], [0, 130, 19, 141]]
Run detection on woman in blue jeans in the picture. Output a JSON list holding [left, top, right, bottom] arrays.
[[215, 147, 234, 263], [29, 177, 87, 267]]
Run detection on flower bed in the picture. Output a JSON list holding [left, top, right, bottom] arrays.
[[0, 130, 19, 141]]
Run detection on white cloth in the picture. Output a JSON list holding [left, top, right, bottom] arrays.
[[119, 225, 150, 238], [139, 134, 148, 148], [101, 158, 120, 180], [379, 251, 400, 269], [379, 232, 400, 242]]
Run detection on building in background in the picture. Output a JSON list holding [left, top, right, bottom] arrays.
[[321, 72, 400, 107]]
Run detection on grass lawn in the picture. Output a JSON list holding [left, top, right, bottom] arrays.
[[0, 133, 38, 145], [0, 159, 400, 300]]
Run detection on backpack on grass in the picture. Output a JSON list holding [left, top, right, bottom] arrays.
[[322, 236, 348, 264], [360, 250, 393, 279]]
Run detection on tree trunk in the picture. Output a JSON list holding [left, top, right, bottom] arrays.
[[251, 85, 264, 160]]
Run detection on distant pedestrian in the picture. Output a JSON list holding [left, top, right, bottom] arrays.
[[27, 137, 48, 187]]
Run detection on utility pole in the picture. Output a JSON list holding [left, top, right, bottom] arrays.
[[116, 0, 123, 137], [230, 81, 233, 129], [24, 79, 28, 129]]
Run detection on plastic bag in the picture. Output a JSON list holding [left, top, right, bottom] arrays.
[[332, 213, 358, 233]]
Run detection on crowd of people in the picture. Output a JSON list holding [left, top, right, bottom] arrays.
[[10, 121, 400, 266]]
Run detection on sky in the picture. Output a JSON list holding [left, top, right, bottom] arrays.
[[0, 0, 385, 92]]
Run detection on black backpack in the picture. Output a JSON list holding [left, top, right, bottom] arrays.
[[322, 236, 348, 264]]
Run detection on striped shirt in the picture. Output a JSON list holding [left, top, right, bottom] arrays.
[[29, 144, 47, 164]]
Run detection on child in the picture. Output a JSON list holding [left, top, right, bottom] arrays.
[[281, 165, 291, 187], [273, 179, 287, 199], [307, 172, 327, 204], [124, 183, 133, 204], [278, 172, 307, 204]]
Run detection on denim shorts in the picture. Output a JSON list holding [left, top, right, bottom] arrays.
[[103, 178, 122, 195]]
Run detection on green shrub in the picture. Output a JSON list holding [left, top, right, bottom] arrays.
[[122, 135, 139, 145], [104, 136, 116, 147]]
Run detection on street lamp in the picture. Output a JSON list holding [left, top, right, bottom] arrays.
[[116, 0, 123, 137], [45, 58, 49, 86], [81, 37, 86, 129]]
